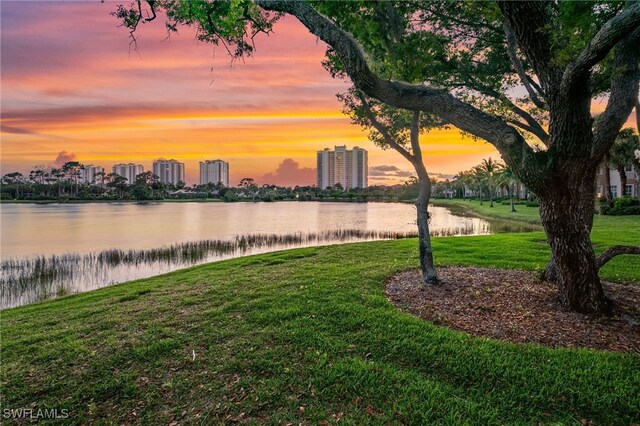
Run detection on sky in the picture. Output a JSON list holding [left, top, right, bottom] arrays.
[[1, 2, 635, 186]]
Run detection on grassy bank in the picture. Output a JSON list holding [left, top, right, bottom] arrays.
[[431, 198, 542, 224], [2, 218, 639, 424]]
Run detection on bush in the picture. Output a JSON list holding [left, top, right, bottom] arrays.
[[223, 190, 238, 202], [601, 198, 640, 215], [613, 196, 640, 209], [525, 201, 539, 207]]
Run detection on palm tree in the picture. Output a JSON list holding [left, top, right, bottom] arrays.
[[453, 170, 473, 200], [476, 158, 504, 207], [471, 166, 486, 205], [498, 167, 519, 212]]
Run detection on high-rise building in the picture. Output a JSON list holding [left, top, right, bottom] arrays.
[[351, 146, 368, 189], [79, 165, 104, 185], [153, 159, 185, 185], [316, 146, 368, 189], [199, 159, 229, 186], [112, 163, 144, 184]]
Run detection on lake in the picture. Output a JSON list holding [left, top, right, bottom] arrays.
[[0, 201, 531, 308]]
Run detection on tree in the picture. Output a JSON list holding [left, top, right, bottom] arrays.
[[117, 1, 640, 313], [471, 167, 486, 205], [498, 167, 519, 213], [135, 171, 162, 198], [108, 175, 128, 198], [339, 88, 444, 284], [62, 161, 83, 197], [476, 158, 504, 208], [1, 172, 26, 199], [49, 168, 65, 197], [238, 177, 258, 201]]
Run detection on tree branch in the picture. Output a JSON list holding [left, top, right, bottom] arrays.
[[469, 79, 550, 145], [497, 1, 556, 87], [410, 111, 422, 164], [562, 2, 640, 94], [257, 0, 541, 184], [592, 28, 640, 163], [358, 96, 415, 164], [502, 22, 548, 109], [597, 245, 640, 270]]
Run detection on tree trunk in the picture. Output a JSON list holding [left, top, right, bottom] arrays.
[[489, 182, 494, 207], [603, 157, 613, 206], [416, 171, 439, 285], [538, 179, 610, 314], [617, 164, 627, 196], [509, 183, 516, 212]]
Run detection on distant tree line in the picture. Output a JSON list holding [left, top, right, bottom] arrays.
[[1, 163, 422, 202]]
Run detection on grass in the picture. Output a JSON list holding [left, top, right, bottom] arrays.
[[431, 198, 543, 224], [1, 218, 639, 424]]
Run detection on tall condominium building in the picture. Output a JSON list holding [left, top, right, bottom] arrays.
[[153, 159, 185, 185], [199, 159, 229, 186], [317, 145, 368, 189], [112, 163, 144, 184], [79, 165, 104, 185]]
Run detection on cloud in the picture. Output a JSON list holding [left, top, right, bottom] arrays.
[[53, 151, 77, 167], [0, 124, 36, 135], [260, 158, 316, 187], [430, 172, 455, 181], [370, 165, 400, 172], [369, 164, 415, 179]]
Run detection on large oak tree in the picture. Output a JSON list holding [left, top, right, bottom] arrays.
[[116, 0, 640, 314]]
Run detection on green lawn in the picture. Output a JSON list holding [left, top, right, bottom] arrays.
[[2, 219, 639, 424], [432, 198, 543, 224]]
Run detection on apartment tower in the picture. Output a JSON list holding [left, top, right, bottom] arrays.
[[153, 159, 185, 185], [79, 165, 104, 185], [199, 160, 229, 186], [316, 146, 368, 189], [112, 163, 144, 184]]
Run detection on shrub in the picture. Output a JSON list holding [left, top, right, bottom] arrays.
[[223, 190, 238, 202], [525, 201, 539, 207], [601, 199, 640, 215], [613, 196, 640, 209]]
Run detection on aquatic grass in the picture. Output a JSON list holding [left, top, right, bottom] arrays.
[[1, 229, 417, 308], [1, 219, 543, 309]]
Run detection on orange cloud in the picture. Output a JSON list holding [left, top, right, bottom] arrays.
[[53, 151, 77, 167], [260, 158, 316, 187]]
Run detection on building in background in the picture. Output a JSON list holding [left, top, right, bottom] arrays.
[[112, 163, 143, 184], [153, 159, 185, 185], [316, 146, 368, 189], [79, 165, 104, 185], [199, 159, 229, 186], [596, 164, 638, 198]]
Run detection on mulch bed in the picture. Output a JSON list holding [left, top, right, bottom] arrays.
[[386, 267, 640, 353]]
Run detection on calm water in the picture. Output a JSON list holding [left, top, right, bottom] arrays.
[[1, 201, 500, 308]]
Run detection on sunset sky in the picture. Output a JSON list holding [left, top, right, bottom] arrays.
[[1, 2, 635, 186]]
